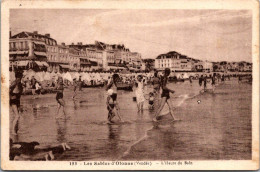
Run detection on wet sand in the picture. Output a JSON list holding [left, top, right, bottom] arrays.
[[10, 79, 252, 160]]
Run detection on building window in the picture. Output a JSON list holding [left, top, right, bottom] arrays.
[[20, 42, 24, 50]]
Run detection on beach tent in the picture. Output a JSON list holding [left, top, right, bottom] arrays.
[[176, 73, 182, 79], [43, 72, 52, 81], [63, 72, 73, 82], [24, 69, 36, 80], [183, 73, 189, 79], [95, 73, 101, 81], [81, 72, 91, 82], [35, 72, 44, 82]]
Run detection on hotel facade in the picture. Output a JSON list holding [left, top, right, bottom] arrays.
[[9, 31, 142, 72], [155, 51, 213, 72]]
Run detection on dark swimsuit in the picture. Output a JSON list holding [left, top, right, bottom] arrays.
[[111, 93, 117, 101], [56, 92, 63, 101], [56, 84, 64, 103], [161, 77, 170, 100], [149, 100, 154, 105], [10, 94, 21, 107], [161, 89, 170, 100], [107, 104, 115, 111], [10, 82, 23, 107]]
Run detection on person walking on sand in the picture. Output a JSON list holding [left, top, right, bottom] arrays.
[[55, 77, 68, 119], [153, 68, 177, 122], [10, 71, 24, 135]]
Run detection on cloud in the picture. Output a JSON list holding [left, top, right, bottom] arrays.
[[10, 9, 252, 62]]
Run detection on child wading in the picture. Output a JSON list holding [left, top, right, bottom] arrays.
[[153, 68, 177, 122], [106, 89, 122, 122], [148, 92, 155, 110], [55, 77, 67, 119], [135, 75, 145, 112], [106, 74, 123, 122], [10, 71, 24, 135]]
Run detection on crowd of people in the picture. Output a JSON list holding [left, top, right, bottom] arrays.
[[9, 68, 252, 160]]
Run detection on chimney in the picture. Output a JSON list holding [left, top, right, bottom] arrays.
[[33, 31, 38, 35], [77, 42, 82, 45], [45, 33, 50, 38], [71, 43, 74, 45], [9, 31, 12, 38], [61, 42, 66, 46]]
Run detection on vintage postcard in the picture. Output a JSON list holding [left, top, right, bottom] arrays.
[[1, 0, 259, 170]]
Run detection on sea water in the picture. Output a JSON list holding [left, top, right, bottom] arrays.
[[10, 78, 252, 160]]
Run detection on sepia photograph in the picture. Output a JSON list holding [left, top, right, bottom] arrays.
[[1, 0, 259, 170]]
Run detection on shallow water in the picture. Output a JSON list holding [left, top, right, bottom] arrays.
[[10, 79, 252, 160]]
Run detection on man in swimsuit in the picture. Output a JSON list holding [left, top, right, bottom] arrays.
[[31, 76, 37, 96], [10, 71, 24, 135], [153, 68, 176, 122]]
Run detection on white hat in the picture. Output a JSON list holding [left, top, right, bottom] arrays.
[[107, 89, 113, 96]]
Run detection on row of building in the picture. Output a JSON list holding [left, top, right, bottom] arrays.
[[9, 31, 143, 72], [153, 51, 252, 72], [9, 31, 252, 73]]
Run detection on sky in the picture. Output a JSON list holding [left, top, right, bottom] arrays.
[[10, 9, 252, 62]]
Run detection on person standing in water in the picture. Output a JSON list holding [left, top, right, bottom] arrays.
[[152, 70, 161, 111], [10, 71, 24, 135], [189, 76, 193, 86], [135, 75, 145, 112], [55, 77, 67, 119], [106, 74, 123, 122], [78, 76, 82, 91], [199, 75, 203, 88], [212, 73, 216, 91], [31, 76, 37, 97], [72, 78, 77, 100], [203, 74, 207, 91], [153, 68, 177, 122]]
